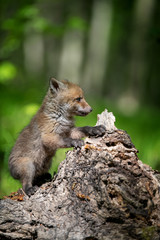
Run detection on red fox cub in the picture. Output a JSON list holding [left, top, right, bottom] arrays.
[[9, 78, 106, 195]]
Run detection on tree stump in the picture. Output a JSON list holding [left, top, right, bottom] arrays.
[[0, 109, 160, 240]]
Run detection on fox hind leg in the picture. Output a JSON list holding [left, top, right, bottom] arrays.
[[18, 158, 36, 195]]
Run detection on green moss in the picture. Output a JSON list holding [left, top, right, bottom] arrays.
[[141, 226, 157, 240]]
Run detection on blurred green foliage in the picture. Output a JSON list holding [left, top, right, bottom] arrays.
[[1, 84, 160, 197], [0, 62, 17, 83], [0, 3, 87, 60], [1, 5, 55, 58], [0, 0, 160, 198]]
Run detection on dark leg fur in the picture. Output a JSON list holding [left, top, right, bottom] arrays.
[[20, 161, 36, 196], [24, 173, 52, 196], [33, 173, 52, 187]]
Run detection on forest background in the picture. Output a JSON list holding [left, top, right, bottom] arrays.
[[0, 0, 160, 197]]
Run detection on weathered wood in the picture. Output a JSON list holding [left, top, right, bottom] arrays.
[[0, 109, 160, 240]]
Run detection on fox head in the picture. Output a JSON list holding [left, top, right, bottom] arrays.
[[49, 78, 92, 117]]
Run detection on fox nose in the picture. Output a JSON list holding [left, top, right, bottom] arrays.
[[82, 106, 92, 116]]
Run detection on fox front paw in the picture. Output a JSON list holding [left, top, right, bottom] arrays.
[[88, 125, 106, 137], [71, 139, 84, 148]]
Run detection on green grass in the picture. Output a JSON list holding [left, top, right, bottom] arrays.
[[0, 95, 160, 198]]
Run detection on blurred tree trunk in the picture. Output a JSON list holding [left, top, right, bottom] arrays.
[[57, 1, 88, 84], [58, 29, 85, 84], [102, 0, 134, 100], [127, 0, 155, 102], [24, 32, 44, 76], [82, 0, 113, 94], [145, 1, 160, 107], [39, 0, 65, 79]]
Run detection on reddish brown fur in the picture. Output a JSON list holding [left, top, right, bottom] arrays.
[[9, 78, 94, 194]]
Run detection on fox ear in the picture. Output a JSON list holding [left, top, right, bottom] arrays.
[[49, 78, 65, 93]]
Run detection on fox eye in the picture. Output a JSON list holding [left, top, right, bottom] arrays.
[[75, 97, 82, 102]]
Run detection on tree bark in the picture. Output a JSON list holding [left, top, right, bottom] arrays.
[[0, 109, 160, 240]]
